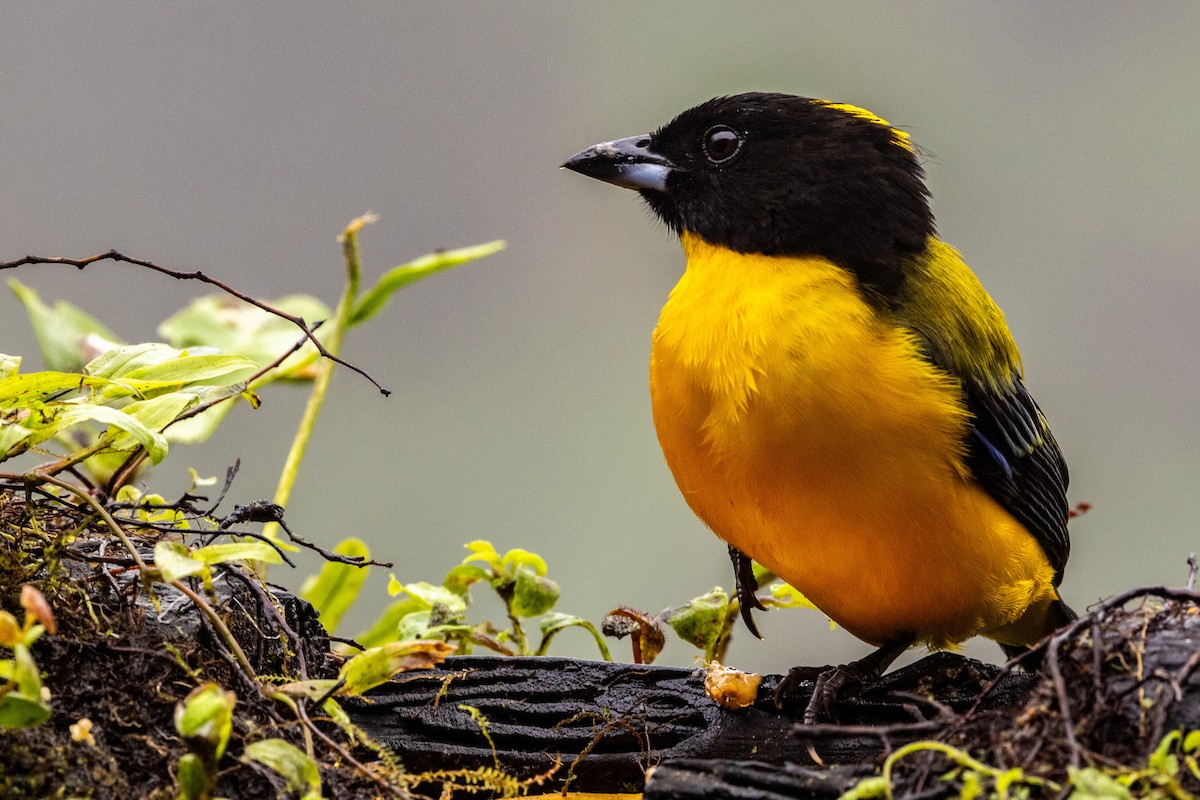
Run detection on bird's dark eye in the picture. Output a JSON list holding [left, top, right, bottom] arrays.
[[703, 125, 742, 164]]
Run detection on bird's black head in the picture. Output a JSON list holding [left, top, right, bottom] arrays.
[[563, 93, 935, 299]]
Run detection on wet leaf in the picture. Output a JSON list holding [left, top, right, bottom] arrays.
[[192, 541, 283, 567], [510, 566, 560, 618], [462, 540, 502, 571], [354, 596, 424, 649], [338, 640, 454, 695], [174, 683, 235, 760], [443, 563, 489, 597], [241, 739, 324, 800], [664, 587, 729, 656], [536, 612, 611, 660], [0, 693, 52, 729], [154, 541, 206, 583], [501, 547, 548, 577]]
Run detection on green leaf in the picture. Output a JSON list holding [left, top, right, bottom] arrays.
[[501, 547, 547, 577], [0, 381, 165, 462], [394, 610, 475, 643], [0, 371, 106, 410], [192, 541, 284, 567], [241, 739, 324, 800], [348, 240, 505, 327], [462, 540, 502, 571], [0, 423, 34, 462], [159, 294, 331, 378], [395, 609, 432, 641], [154, 541, 207, 583], [354, 597, 424, 649], [664, 587, 730, 654], [750, 561, 776, 585], [299, 538, 371, 633], [1149, 729, 1181, 774], [320, 696, 352, 735], [189, 469, 219, 488], [0, 693, 52, 729], [9, 279, 122, 372], [121, 353, 257, 385], [160, 386, 244, 445], [443, 564, 489, 598], [535, 612, 611, 660], [766, 581, 818, 610], [107, 393, 197, 452], [87, 347, 256, 404], [1184, 729, 1200, 753], [959, 770, 982, 800], [510, 566, 560, 618], [85, 342, 182, 381], [174, 683, 236, 760], [59, 403, 170, 463], [121, 392, 197, 429], [1067, 767, 1135, 799], [273, 678, 340, 701], [13, 646, 43, 700], [338, 640, 454, 695], [399, 581, 468, 614], [0, 355, 21, 380]]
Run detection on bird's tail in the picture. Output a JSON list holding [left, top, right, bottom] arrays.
[[994, 594, 1076, 661]]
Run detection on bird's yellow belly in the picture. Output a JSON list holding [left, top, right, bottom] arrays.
[[650, 238, 1056, 648]]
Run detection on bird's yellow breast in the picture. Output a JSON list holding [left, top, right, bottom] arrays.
[[650, 234, 1057, 648]]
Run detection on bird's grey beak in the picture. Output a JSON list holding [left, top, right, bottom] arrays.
[[561, 134, 673, 193]]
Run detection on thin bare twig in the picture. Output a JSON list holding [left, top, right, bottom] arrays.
[[221, 564, 308, 681], [171, 322, 324, 431], [277, 518, 393, 569], [326, 634, 365, 652], [199, 528, 296, 568], [217, 501, 392, 569], [970, 583, 1200, 716], [294, 702, 406, 797], [104, 450, 150, 499], [1044, 637, 1082, 769], [30, 469, 151, 580], [0, 250, 389, 395], [172, 578, 258, 682], [308, 678, 347, 710]]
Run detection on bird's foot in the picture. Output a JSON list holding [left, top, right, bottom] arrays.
[[728, 545, 766, 638], [773, 663, 867, 723], [774, 636, 915, 723]]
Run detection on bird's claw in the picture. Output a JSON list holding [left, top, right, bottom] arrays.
[[729, 545, 767, 639], [773, 664, 834, 710], [774, 657, 885, 722], [804, 665, 855, 724]]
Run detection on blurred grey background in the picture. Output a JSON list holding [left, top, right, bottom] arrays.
[[3, 3, 1198, 674]]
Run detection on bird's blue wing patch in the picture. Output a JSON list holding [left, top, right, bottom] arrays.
[[963, 376, 1071, 581]]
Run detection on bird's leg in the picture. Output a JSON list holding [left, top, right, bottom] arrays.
[[775, 634, 914, 724], [728, 544, 767, 639]]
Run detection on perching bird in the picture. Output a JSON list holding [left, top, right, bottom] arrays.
[[562, 93, 1073, 722]]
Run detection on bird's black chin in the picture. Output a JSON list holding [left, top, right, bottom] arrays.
[[638, 189, 685, 235]]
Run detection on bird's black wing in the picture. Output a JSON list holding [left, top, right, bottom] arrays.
[[957, 374, 1071, 582]]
